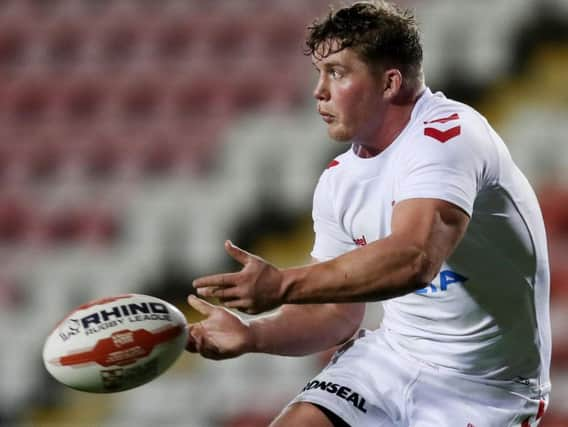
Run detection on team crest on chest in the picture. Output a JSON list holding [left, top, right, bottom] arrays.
[[353, 235, 367, 246]]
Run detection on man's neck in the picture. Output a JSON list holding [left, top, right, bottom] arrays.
[[353, 85, 425, 159]]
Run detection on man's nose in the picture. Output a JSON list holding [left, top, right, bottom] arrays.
[[313, 77, 329, 101]]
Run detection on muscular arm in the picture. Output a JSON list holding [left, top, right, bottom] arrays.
[[281, 198, 469, 303], [194, 198, 469, 313], [249, 257, 365, 355]]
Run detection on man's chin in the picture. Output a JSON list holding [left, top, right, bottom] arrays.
[[328, 126, 352, 142]]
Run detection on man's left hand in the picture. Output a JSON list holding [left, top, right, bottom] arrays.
[[193, 240, 285, 315]]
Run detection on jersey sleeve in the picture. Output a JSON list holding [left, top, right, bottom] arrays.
[[395, 111, 488, 216], [311, 173, 355, 261]]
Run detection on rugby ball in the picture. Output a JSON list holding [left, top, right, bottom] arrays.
[[42, 294, 188, 393]]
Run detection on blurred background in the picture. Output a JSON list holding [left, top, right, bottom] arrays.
[[0, 0, 566, 426]]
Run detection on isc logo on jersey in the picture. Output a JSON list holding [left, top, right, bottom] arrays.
[[415, 270, 468, 295]]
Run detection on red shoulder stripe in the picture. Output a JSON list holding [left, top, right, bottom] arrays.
[[326, 159, 340, 169], [424, 113, 460, 125], [424, 126, 461, 143]]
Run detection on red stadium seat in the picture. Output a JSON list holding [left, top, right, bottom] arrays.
[[18, 197, 86, 247], [204, 16, 254, 59], [44, 20, 86, 68], [55, 75, 109, 123], [254, 12, 306, 56], [20, 137, 64, 181], [117, 75, 164, 123], [0, 195, 32, 244], [0, 25, 29, 70], [76, 204, 121, 246], [171, 115, 229, 174], [0, 133, 20, 181], [539, 412, 568, 427], [36, 202, 120, 246], [165, 74, 233, 119], [120, 127, 176, 176], [549, 237, 568, 298], [229, 66, 306, 112], [229, 73, 275, 112], [538, 186, 568, 238], [0, 128, 64, 183], [95, 16, 143, 68], [0, 272, 24, 309], [551, 292, 568, 368], [152, 18, 197, 64], [40, 205, 84, 245], [76, 132, 125, 179], [3, 78, 54, 126]]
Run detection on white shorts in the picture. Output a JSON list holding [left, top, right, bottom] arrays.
[[290, 329, 548, 427]]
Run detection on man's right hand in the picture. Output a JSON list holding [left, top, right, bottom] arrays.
[[185, 295, 256, 360]]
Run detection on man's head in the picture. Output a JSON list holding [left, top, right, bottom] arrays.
[[306, 1, 423, 89], [306, 1, 424, 147]]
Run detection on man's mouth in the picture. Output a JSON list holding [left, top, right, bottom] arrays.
[[319, 111, 335, 123]]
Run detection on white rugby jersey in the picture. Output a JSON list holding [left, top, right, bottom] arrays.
[[311, 88, 551, 390]]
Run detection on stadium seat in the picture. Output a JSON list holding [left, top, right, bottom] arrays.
[[131, 129, 179, 176], [3, 78, 53, 126], [551, 300, 568, 369], [0, 139, 19, 182], [76, 205, 121, 246], [55, 74, 109, 123], [0, 24, 28, 70], [28, 201, 118, 247], [0, 133, 61, 183], [204, 16, 254, 59], [228, 62, 306, 112], [0, 195, 32, 244], [0, 273, 23, 310], [549, 237, 568, 298], [538, 186, 568, 237], [539, 412, 568, 427], [116, 74, 163, 123], [43, 20, 86, 68], [229, 73, 274, 112], [164, 74, 233, 119], [96, 17, 142, 68], [152, 18, 196, 64], [254, 11, 306, 56], [76, 133, 125, 179], [175, 114, 231, 174], [41, 205, 83, 245], [20, 136, 64, 181]]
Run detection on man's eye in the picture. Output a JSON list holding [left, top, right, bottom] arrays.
[[330, 69, 341, 79]]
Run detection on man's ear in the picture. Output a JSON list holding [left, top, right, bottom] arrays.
[[383, 69, 403, 99]]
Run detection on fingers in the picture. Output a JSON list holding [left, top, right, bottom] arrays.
[[196, 285, 241, 300], [187, 295, 217, 316], [189, 289, 254, 314], [192, 240, 255, 291], [224, 299, 260, 315], [224, 240, 251, 265], [186, 326, 198, 352], [186, 320, 226, 360], [193, 272, 240, 289], [186, 322, 204, 353]]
